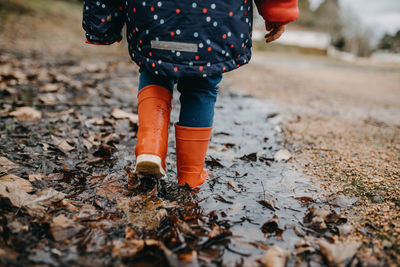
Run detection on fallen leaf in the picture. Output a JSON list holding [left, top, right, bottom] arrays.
[[274, 149, 292, 162], [117, 188, 176, 230], [39, 83, 59, 92], [262, 245, 289, 267], [28, 174, 46, 182], [0, 157, 20, 173], [1, 174, 33, 193], [10, 107, 42, 121], [111, 108, 138, 124], [317, 239, 361, 267], [240, 152, 258, 162], [51, 136, 74, 153], [0, 175, 65, 217], [50, 214, 85, 241]]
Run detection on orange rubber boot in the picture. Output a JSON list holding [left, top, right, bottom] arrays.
[[175, 124, 212, 188], [134, 85, 172, 178]]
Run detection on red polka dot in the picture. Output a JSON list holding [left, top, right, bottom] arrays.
[[237, 54, 241, 58], [237, 64, 240, 67], [133, 8, 136, 12], [139, 40, 142, 44], [149, 52, 152, 57], [199, 66, 204, 71], [222, 34, 227, 39], [244, 45, 247, 49], [203, 8, 207, 13], [101, 18, 105, 23], [174, 67, 178, 72], [207, 47, 212, 52], [105, 42, 109, 45], [176, 9, 181, 14], [139, 62, 142, 66], [132, 29, 136, 34], [222, 67, 226, 71], [229, 11, 233, 16], [230, 44, 234, 49], [245, 11, 247, 15], [152, 63, 156, 67], [150, 6, 154, 11], [119, 6, 123, 11], [244, 0, 247, 3], [170, 32, 175, 37], [195, 55, 199, 60]]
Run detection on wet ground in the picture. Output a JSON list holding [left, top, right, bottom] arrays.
[[0, 53, 373, 266]]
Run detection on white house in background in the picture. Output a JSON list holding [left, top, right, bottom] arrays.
[[253, 29, 331, 50]]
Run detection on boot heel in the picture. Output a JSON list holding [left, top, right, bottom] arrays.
[[134, 154, 166, 178]]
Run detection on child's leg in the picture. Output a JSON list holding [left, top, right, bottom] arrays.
[[174, 74, 222, 187], [176, 75, 222, 127], [134, 69, 175, 178]]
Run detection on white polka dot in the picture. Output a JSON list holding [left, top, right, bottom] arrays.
[[192, 2, 197, 8], [221, 50, 225, 54], [142, 1, 146, 6], [240, 33, 244, 38], [176, 52, 181, 56], [213, 21, 218, 27], [155, 71, 159, 75], [189, 62, 193, 66], [157, 1, 162, 7], [207, 62, 211, 67], [206, 16, 211, 22], [227, 32, 232, 37], [96, 1, 100, 6], [194, 32, 199, 37], [211, 3, 216, 9], [153, 15, 158, 20], [155, 37, 159, 41], [160, 19, 164, 24], [206, 39, 211, 44], [176, 29, 181, 35], [246, 18, 249, 23], [146, 30, 149, 34], [240, 5, 243, 10], [101, 4, 105, 8], [146, 58, 149, 62], [85, 6, 89, 10], [202, 74, 207, 78], [199, 43, 204, 48], [158, 60, 162, 64]]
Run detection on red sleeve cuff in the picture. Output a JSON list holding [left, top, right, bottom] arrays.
[[255, 0, 299, 23]]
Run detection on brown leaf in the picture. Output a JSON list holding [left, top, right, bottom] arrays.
[[262, 245, 289, 267], [317, 239, 361, 267], [0, 157, 20, 173], [51, 136, 74, 153], [111, 108, 138, 124], [117, 188, 176, 230], [10, 107, 42, 121], [50, 214, 85, 242], [39, 83, 59, 92], [28, 173, 46, 182], [0, 175, 64, 217]]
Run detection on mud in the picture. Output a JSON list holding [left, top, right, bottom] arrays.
[[0, 53, 364, 266]]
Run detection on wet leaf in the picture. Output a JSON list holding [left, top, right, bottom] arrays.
[[50, 214, 85, 242], [10, 107, 42, 121], [0, 157, 20, 173], [261, 216, 283, 235], [240, 152, 257, 162], [258, 200, 276, 211], [0, 175, 64, 217], [117, 188, 176, 230], [111, 108, 138, 124], [51, 135, 74, 153], [274, 149, 292, 162], [317, 239, 361, 267], [262, 245, 289, 267]]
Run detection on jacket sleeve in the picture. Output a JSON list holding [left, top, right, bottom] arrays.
[[255, 0, 299, 24], [82, 0, 126, 45]]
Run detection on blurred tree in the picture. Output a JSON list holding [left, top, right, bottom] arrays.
[[295, 0, 315, 27], [379, 31, 400, 53], [313, 0, 342, 40]]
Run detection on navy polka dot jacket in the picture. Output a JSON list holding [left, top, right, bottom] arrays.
[[83, 0, 298, 78]]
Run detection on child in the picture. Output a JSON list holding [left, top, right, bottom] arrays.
[[83, 0, 298, 188]]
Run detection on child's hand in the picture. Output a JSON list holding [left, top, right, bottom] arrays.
[[264, 21, 285, 43]]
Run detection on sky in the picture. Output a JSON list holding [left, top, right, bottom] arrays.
[[309, 0, 400, 36]]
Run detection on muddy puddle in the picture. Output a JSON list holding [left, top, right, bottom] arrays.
[[0, 54, 360, 266]]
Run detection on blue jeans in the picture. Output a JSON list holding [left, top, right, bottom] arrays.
[[138, 69, 222, 127]]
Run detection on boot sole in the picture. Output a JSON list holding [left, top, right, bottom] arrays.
[[134, 154, 165, 178]]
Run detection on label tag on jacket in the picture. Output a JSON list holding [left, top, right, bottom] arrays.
[[151, 40, 198, 53]]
